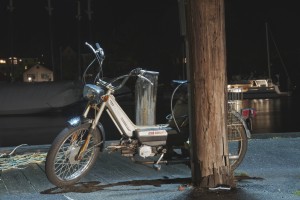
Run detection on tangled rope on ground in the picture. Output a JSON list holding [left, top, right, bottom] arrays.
[[0, 144, 47, 172]]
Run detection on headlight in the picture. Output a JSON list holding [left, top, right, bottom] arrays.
[[83, 84, 105, 103]]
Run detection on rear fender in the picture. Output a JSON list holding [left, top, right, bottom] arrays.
[[232, 112, 252, 139], [67, 116, 106, 151]]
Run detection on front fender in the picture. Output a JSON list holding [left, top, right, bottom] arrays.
[[67, 116, 106, 151]]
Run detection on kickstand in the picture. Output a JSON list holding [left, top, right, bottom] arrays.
[[153, 153, 164, 171]]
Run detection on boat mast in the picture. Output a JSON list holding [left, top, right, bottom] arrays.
[[267, 23, 292, 92], [265, 22, 271, 80]]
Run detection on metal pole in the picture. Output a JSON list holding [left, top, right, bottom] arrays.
[[76, 0, 82, 80], [8, 0, 14, 81], [86, 0, 93, 41], [46, 0, 55, 78], [266, 22, 271, 80], [135, 71, 159, 125], [178, 0, 187, 79]]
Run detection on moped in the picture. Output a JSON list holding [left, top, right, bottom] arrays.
[[45, 42, 252, 187]]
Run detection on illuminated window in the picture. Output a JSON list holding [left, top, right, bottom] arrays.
[[41, 73, 51, 80], [9, 57, 18, 65]]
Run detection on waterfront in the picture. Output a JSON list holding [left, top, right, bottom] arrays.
[[0, 95, 299, 147], [241, 96, 299, 134]]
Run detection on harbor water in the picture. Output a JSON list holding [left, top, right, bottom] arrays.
[[238, 96, 299, 134], [0, 95, 299, 147]]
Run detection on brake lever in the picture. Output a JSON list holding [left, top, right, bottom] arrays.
[[137, 74, 154, 86]]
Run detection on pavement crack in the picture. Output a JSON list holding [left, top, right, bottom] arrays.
[[20, 168, 38, 193]]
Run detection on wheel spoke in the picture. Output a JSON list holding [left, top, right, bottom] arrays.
[[52, 128, 98, 181], [227, 110, 247, 170]]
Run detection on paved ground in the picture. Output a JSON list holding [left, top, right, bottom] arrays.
[[0, 134, 300, 200]]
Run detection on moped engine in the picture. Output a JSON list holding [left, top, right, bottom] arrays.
[[138, 145, 154, 158], [134, 128, 168, 146]]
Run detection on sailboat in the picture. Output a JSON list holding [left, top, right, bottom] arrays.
[[228, 23, 293, 99]]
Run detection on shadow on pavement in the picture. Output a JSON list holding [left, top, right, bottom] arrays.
[[41, 177, 191, 194], [41, 176, 263, 200]]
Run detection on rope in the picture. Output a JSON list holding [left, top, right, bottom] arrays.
[[0, 144, 47, 172]]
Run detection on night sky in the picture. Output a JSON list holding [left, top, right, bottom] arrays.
[[225, 1, 300, 87], [0, 0, 300, 88]]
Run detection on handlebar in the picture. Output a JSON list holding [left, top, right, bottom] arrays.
[[85, 42, 105, 59], [85, 42, 97, 54], [85, 42, 153, 91], [97, 68, 153, 91]]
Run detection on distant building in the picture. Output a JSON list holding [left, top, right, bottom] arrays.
[[23, 64, 53, 82], [0, 57, 40, 81]]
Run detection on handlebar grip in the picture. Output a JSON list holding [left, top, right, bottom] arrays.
[[95, 43, 101, 49], [96, 43, 105, 58]]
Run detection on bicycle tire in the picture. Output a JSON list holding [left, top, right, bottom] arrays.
[[45, 123, 102, 187], [227, 111, 248, 170]]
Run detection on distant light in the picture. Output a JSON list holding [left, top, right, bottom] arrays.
[[8, 57, 18, 64], [28, 77, 32, 82], [0, 59, 6, 64]]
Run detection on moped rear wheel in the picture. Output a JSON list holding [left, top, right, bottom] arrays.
[[45, 123, 101, 187], [227, 112, 248, 170]]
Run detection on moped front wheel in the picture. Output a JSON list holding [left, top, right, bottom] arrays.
[[227, 112, 248, 170], [45, 123, 102, 187]]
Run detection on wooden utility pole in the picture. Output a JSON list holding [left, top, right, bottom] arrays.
[[185, 0, 234, 188]]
